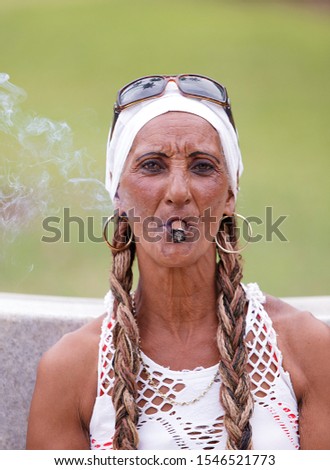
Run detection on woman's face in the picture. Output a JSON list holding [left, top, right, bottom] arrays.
[[117, 111, 235, 268]]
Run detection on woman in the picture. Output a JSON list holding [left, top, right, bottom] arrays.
[[26, 75, 330, 450]]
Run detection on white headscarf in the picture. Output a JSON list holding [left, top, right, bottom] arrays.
[[106, 82, 243, 203]]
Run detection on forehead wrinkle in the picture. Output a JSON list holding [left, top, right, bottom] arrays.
[[129, 111, 225, 162], [133, 132, 222, 157]]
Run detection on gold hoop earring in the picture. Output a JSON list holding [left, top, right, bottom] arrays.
[[103, 214, 134, 252], [215, 213, 253, 254]]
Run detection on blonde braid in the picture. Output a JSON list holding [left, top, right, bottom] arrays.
[[109, 218, 140, 449], [216, 217, 254, 449]]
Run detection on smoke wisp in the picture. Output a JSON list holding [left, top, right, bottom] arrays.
[[0, 73, 111, 245]]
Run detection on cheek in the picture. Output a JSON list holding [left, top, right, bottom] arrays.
[[118, 175, 155, 209], [191, 181, 231, 238], [117, 176, 164, 238], [192, 178, 230, 211]]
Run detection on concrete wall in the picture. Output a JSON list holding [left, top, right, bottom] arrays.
[[0, 292, 329, 450]]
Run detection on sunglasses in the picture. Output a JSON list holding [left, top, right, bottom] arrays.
[[110, 74, 236, 137]]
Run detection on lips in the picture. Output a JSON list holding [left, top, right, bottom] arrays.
[[171, 219, 186, 231], [164, 215, 199, 233], [165, 217, 186, 233], [136, 213, 201, 244]]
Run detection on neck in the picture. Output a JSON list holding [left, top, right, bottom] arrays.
[[130, 245, 227, 370], [134, 250, 219, 346]]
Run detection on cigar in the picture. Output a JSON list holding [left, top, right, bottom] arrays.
[[171, 220, 186, 243]]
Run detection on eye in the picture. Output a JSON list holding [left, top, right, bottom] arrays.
[[140, 159, 165, 173], [190, 160, 216, 175]]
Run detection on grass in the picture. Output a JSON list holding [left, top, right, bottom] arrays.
[[0, 0, 329, 298]]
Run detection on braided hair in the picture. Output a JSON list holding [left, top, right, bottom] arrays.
[[109, 216, 140, 449], [108, 215, 253, 450], [216, 216, 254, 449]]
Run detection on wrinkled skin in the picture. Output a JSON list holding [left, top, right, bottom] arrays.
[[26, 112, 330, 450]]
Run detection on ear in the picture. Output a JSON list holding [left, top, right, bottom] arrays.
[[114, 204, 128, 220], [113, 186, 123, 212], [223, 187, 236, 216]]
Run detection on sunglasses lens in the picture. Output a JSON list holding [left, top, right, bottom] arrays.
[[118, 76, 165, 107], [179, 75, 227, 102]]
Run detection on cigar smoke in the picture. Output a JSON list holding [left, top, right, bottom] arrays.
[[0, 73, 111, 247]]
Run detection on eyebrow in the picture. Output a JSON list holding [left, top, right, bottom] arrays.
[[136, 151, 221, 163], [188, 151, 221, 164], [136, 152, 169, 162]]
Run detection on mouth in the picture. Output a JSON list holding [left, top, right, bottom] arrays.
[[164, 216, 198, 243]]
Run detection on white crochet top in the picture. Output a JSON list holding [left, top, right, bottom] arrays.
[[89, 283, 299, 450]]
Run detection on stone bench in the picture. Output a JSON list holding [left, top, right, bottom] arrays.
[[0, 292, 329, 450]]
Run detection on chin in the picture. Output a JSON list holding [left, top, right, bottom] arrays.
[[139, 239, 209, 268]]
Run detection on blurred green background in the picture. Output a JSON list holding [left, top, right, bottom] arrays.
[[0, 0, 329, 299]]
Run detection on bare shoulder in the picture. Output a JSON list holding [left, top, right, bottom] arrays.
[[264, 295, 330, 400], [35, 313, 105, 414], [26, 314, 105, 449], [264, 294, 330, 352], [39, 314, 104, 374], [263, 296, 330, 449]]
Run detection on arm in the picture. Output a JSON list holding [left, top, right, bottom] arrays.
[[26, 327, 97, 450], [266, 297, 330, 450], [296, 312, 330, 449]]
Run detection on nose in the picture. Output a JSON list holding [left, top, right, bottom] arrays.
[[165, 170, 192, 207]]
